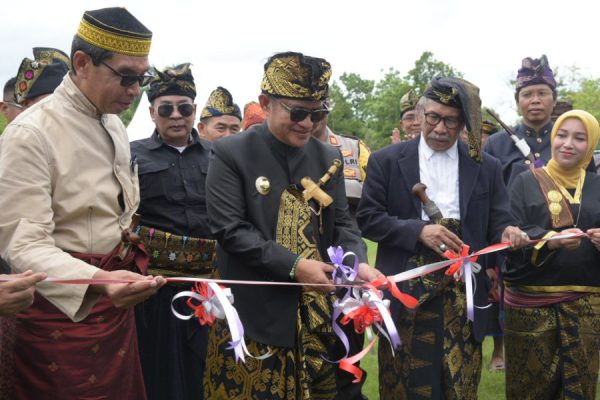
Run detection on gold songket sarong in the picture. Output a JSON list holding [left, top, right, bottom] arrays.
[[204, 187, 340, 400]]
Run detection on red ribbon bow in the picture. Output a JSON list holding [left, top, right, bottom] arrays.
[[186, 282, 217, 326], [341, 306, 383, 334], [444, 245, 478, 277]]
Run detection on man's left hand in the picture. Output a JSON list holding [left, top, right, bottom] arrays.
[[357, 263, 385, 282], [501, 226, 530, 250]]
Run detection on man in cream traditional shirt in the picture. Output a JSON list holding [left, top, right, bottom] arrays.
[[357, 77, 529, 399], [0, 7, 165, 399]]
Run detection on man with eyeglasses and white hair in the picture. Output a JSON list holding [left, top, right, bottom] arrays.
[[0, 7, 165, 399], [357, 77, 529, 399], [130, 63, 215, 400], [204, 51, 382, 399]]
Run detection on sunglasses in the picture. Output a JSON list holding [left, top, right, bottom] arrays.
[[157, 103, 195, 118], [101, 62, 154, 87], [279, 101, 329, 123]]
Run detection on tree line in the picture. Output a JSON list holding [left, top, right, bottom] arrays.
[[328, 52, 600, 151], [2, 51, 599, 151]]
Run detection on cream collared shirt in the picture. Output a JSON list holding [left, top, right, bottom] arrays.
[[0, 74, 139, 321], [418, 135, 460, 221]]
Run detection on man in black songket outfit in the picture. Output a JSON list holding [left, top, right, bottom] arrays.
[[357, 77, 529, 400], [131, 64, 216, 400], [203, 51, 382, 400], [485, 55, 595, 187]]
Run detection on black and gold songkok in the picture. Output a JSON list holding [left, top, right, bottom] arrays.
[[481, 119, 498, 136], [400, 89, 419, 117], [423, 76, 483, 161], [147, 63, 196, 102], [200, 86, 241, 120], [76, 7, 152, 57], [261, 51, 331, 101], [15, 47, 70, 104]]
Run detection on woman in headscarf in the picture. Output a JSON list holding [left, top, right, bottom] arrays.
[[503, 109, 600, 399]]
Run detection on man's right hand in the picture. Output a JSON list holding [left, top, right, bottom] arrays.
[[419, 224, 463, 256], [90, 270, 166, 308], [0, 270, 47, 315], [294, 258, 335, 293]]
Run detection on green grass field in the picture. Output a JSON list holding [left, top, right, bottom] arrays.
[[360, 239, 599, 399]]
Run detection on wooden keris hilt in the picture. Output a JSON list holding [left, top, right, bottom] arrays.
[[412, 183, 444, 223]]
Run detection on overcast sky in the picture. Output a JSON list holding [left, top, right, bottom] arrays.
[[2, 0, 598, 140]]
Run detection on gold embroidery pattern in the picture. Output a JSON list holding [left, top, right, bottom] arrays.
[[77, 19, 151, 57], [275, 189, 319, 260], [261, 54, 331, 101], [433, 87, 458, 105], [204, 187, 338, 399], [379, 219, 481, 399], [140, 226, 217, 277], [505, 295, 600, 399], [200, 86, 240, 119]]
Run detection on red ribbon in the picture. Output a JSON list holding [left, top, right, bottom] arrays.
[[339, 337, 377, 383], [186, 282, 216, 326], [444, 245, 478, 277], [370, 276, 418, 309], [340, 306, 383, 334]]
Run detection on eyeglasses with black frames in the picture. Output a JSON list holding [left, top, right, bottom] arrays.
[[423, 112, 461, 129], [279, 101, 329, 123], [157, 103, 195, 118], [101, 62, 153, 87]]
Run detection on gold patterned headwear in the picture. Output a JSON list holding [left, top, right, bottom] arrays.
[[424, 76, 483, 162], [200, 86, 241, 120], [261, 51, 331, 101], [147, 63, 196, 102], [15, 47, 70, 104], [76, 7, 152, 57], [400, 89, 419, 116], [481, 120, 498, 136]]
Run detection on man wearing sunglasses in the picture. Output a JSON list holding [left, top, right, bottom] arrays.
[[204, 51, 382, 399], [0, 8, 164, 399], [130, 63, 214, 400], [198, 86, 242, 141], [0, 77, 23, 125], [358, 77, 529, 399]]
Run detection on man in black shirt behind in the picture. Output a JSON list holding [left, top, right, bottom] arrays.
[[131, 63, 215, 400]]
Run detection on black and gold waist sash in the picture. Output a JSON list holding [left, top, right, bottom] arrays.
[[137, 225, 216, 277]]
